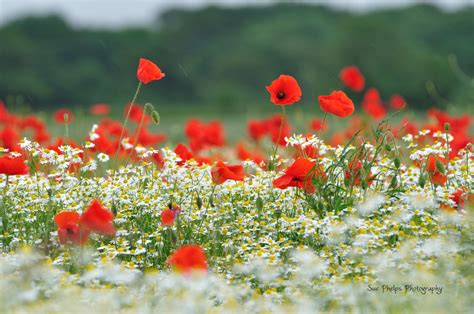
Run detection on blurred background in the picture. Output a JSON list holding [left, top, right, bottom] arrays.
[[0, 0, 473, 122]]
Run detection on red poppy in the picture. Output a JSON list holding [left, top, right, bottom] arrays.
[[184, 119, 225, 152], [80, 200, 116, 236], [339, 66, 365, 92], [0, 155, 29, 176], [54, 108, 74, 124], [90, 103, 111, 115], [390, 94, 406, 110], [0, 127, 20, 152], [137, 58, 165, 84], [426, 156, 447, 186], [266, 74, 302, 106], [273, 158, 323, 192], [344, 160, 373, 186], [55, 211, 90, 245], [236, 142, 265, 165], [362, 88, 386, 119], [175, 143, 194, 165], [161, 208, 176, 226], [318, 90, 354, 118], [450, 188, 466, 208], [211, 161, 244, 184], [309, 119, 328, 132], [247, 119, 266, 141], [124, 103, 151, 125], [167, 244, 208, 273]]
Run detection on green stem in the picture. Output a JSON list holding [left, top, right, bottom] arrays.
[[112, 81, 142, 180], [270, 106, 286, 170]]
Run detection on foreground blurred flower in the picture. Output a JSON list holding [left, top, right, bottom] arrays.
[[339, 66, 365, 92], [211, 161, 244, 184], [266, 74, 302, 106], [0, 155, 28, 176], [167, 244, 208, 273], [53, 108, 74, 124], [80, 200, 116, 236], [90, 103, 111, 115], [318, 91, 354, 118], [273, 158, 323, 192], [137, 58, 165, 84], [55, 212, 90, 245]]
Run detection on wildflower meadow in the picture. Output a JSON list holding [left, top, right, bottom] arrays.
[[0, 58, 473, 313]]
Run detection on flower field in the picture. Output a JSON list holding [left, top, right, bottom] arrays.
[[0, 59, 473, 313]]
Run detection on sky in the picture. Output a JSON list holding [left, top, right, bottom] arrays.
[[0, 0, 473, 28]]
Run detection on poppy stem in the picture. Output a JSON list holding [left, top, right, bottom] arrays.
[[111, 81, 142, 180], [125, 103, 149, 167], [270, 106, 286, 171], [318, 112, 327, 139]]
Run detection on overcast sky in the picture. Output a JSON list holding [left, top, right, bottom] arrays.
[[0, 0, 473, 28]]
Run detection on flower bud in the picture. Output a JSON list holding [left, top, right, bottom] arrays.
[[418, 173, 426, 188], [436, 159, 446, 174], [394, 157, 401, 169], [196, 196, 203, 210], [444, 123, 450, 131], [256, 196, 263, 212], [151, 111, 160, 125]]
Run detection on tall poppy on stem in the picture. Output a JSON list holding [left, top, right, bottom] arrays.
[[112, 58, 165, 181], [266, 74, 302, 170]]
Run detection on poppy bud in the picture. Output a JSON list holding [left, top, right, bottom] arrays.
[[151, 111, 160, 125], [418, 173, 426, 188], [63, 113, 69, 123], [144, 102, 155, 112], [196, 195, 203, 210], [444, 123, 450, 131], [435, 159, 446, 174], [390, 176, 398, 189], [385, 144, 392, 152], [256, 196, 263, 212], [394, 157, 401, 169]]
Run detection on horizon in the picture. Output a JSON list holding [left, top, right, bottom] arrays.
[[1, 0, 473, 29]]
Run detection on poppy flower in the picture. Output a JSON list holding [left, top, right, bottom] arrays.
[[90, 103, 111, 115], [247, 119, 266, 141], [318, 91, 354, 118], [54, 108, 74, 124], [211, 161, 244, 184], [137, 58, 165, 84], [362, 88, 386, 119], [450, 188, 466, 208], [175, 143, 194, 165], [266, 74, 302, 106], [161, 208, 176, 226], [390, 94, 406, 110], [167, 244, 208, 273], [344, 160, 373, 186], [339, 66, 365, 92], [0, 155, 29, 176], [124, 103, 151, 125], [55, 211, 90, 245], [309, 119, 328, 132], [273, 158, 323, 192], [80, 199, 116, 236], [426, 156, 447, 185]]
